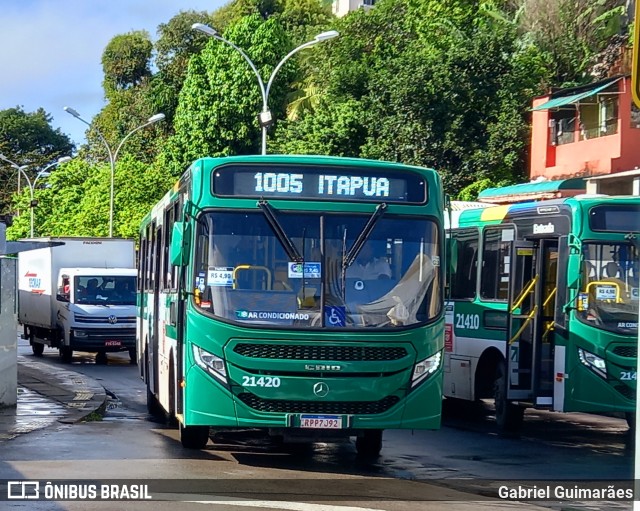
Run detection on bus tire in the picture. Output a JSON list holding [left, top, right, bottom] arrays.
[[32, 342, 44, 357], [129, 348, 137, 364], [95, 351, 108, 365], [494, 361, 524, 433], [146, 385, 163, 419], [59, 346, 73, 363], [180, 423, 210, 449], [355, 430, 383, 458]]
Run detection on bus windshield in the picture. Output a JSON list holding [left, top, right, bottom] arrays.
[[193, 210, 441, 328], [578, 242, 639, 334]]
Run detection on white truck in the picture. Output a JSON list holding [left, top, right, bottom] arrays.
[[18, 237, 137, 364]]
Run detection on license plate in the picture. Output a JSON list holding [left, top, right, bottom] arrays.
[[299, 414, 342, 429], [104, 340, 122, 347]]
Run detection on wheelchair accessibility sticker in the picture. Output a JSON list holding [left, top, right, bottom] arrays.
[[324, 306, 346, 327]]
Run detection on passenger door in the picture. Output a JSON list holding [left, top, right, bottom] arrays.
[[506, 241, 537, 401], [506, 239, 558, 407]]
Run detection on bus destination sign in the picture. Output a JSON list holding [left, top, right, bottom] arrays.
[[213, 164, 426, 203]]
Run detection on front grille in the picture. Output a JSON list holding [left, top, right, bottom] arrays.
[[73, 328, 136, 341], [233, 344, 407, 361], [75, 314, 136, 324], [614, 385, 635, 400], [612, 346, 637, 358], [237, 393, 400, 415]]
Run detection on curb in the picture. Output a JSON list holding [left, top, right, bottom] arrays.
[[17, 355, 108, 424]]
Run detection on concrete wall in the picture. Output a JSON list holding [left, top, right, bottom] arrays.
[[0, 256, 17, 408]]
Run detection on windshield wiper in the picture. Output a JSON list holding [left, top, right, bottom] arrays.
[[340, 203, 388, 298], [342, 203, 388, 270], [257, 199, 303, 263]]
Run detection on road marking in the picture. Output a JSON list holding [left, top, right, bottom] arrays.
[[183, 498, 383, 511]]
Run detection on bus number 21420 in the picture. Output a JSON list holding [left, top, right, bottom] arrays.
[[242, 376, 282, 388]]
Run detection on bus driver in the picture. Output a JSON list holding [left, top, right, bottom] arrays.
[[348, 243, 391, 280]]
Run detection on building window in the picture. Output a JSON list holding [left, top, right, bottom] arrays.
[[550, 110, 576, 145], [579, 95, 618, 140]]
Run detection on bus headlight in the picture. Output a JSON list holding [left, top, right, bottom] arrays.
[[193, 345, 227, 383], [411, 351, 442, 387], [73, 330, 88, 338], [578, 348, 607, 379]]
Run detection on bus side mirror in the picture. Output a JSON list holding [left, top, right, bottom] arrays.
[[566, 251, 582, 290], [170, 222, 191, 267]]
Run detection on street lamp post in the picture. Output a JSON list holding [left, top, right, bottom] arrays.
[[192, 23, 339, 155], [0, 154, 29, 217], [0, 155, 73, 237], [63, 108, 165, 237]]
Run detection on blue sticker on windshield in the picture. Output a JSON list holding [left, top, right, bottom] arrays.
[[288, 262, 321, 279], [324, 306, 346, 327], [235, 310, 310, 322], [196, 272, 206, 292]]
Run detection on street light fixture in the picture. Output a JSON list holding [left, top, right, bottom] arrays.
[[0, 153, 29, 196], [1, 156, 73, 238], [192, 23, 339, 155], [63, 107, 165, 237]]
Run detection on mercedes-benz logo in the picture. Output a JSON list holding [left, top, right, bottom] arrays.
[[107, 315, 118, 325], [313, 382, 329, 398]]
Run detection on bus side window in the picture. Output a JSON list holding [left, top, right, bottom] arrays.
[[480, 227, 511, 301], [450, 229, 478, 300]]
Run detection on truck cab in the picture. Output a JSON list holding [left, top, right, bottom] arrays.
[[54, 268, 137, 363]]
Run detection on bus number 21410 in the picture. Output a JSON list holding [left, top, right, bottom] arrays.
[[455, 314, 480, 330]]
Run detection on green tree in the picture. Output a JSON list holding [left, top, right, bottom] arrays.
[[0, 107, 73, 215], [167, 14, 292, 168], [513, 0, 626, 85], [274, 0, 548, 195], [8, 156, 174, 240], [102, 31, 153, 94], [152, 10, 215, 124]]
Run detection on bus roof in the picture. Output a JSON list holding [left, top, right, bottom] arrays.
[[451, 195, 640, 228]]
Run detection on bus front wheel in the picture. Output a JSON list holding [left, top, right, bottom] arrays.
[[494, 361, 524, 433], [355, 430, 383, 457], [31, 342, 44, 357], [180, 423, 210, 449]]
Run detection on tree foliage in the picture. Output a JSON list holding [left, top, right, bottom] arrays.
[[166, 14, 292, 169], [0, 107, 73, 215], [153, 10, 215, 123], [6, 0, 626, 239], [102, 31, 153, 94], [7, 156, 175, 240]]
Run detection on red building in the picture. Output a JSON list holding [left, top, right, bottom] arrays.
[[530, 75, 640, 196]]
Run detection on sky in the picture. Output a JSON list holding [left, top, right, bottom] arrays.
[[0, 0, 226, 148]]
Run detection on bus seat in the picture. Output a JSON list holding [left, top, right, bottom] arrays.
[[603, 262, 621, 279]]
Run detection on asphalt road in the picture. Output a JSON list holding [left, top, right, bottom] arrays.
[[1, 339, 634, 511]]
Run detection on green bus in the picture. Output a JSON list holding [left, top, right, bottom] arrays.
[[444, 196, 639, 431], [138, 155, 445, 456]]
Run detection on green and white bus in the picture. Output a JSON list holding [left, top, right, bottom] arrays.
[[138, 155, 445, 456], [444, 196, 639, 431]]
